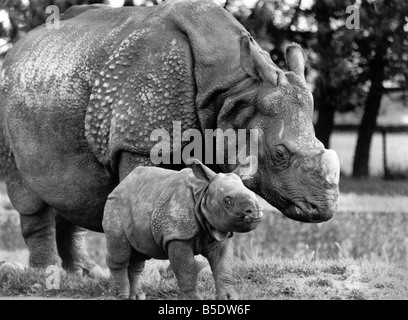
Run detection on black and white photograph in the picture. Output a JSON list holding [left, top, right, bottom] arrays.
[[0, 0, 407, 305]]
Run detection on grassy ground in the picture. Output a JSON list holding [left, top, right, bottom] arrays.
[[1, 257, 407, 300], [340, 175, 408, 196]]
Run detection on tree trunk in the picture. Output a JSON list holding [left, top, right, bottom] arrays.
[[352, 44, 386, 178], [315, 92, 336, 148], [313, 1, 335, 149]]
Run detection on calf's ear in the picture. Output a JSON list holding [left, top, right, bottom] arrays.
[[187, 158, 217, 182]]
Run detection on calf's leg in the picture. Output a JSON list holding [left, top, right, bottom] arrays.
[[103, 198, 132, 299], [203, 238, 239, 300], [168, 240, 202, 300], [128, 250, 146, 300]]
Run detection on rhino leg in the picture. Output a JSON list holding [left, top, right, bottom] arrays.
[[106, 240, 132, 299], [55, 214, 103, 277], [19, 207, 58, 268], [104, 211, 132, 299], [168, 240, 202, 300], [4, 165, 58, 268], [128, 250, 146, 300], [203, 238, 239, 300]]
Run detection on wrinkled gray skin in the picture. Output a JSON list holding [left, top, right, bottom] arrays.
[[0, 0, 339, 274], [103, 159, 262, 300]]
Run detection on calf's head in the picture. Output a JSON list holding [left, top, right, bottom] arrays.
[[189, 159, 263, 235]]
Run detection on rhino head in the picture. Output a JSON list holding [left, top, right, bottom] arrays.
[[188, 158, 263, 239], [216, 35, 340, 223]]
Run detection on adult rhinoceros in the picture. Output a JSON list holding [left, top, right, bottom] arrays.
[[0, 0, 339, 274]]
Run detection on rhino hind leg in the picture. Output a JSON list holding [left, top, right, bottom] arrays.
[[128, 250, 146, 300], [19, 206, 59, 268], [55, 214, 104, 277], [2, 160, 58, 268]]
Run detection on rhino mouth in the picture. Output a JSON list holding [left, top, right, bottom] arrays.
[[283, 201, 332, 223], [234, 210, 263, 229]]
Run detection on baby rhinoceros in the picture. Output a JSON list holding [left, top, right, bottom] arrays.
[[102, 159, 263, 300]]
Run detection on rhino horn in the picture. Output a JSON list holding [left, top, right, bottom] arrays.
[[240, 34, 278, 85]]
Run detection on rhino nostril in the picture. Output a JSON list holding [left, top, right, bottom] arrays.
[[310, 203, 318, 212]]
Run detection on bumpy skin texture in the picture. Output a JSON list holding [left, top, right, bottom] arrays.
[[0, 0, 339, 271], [102, 161, 262, 300]]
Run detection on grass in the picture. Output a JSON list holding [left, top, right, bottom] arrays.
[[0, 257, 407, 300]]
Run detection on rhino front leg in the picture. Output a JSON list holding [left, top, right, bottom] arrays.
[[103, 200, 132, 299], [168, 240, 202, 300], [128, 250, 146, 300], [203, 239, 239, 300], [55, 214, 103, 277], [105, 237, 132, 299]]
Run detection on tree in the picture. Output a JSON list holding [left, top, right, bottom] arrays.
[[0, 0, 106, 57], [352, 0, 408, 178], [312, 0, 364, 148]]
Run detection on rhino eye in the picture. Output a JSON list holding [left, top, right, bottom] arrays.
[[274, 145, 288, 161], [223, 196, 233, 208]]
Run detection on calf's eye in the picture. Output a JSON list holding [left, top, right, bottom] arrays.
[[223, 196, 233, 208]]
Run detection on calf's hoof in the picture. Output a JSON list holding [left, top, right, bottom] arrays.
[[129, 290, 146, 300], [217, 289, 239, 300], [178, 292, 203, 300], [117, 292, 130, 300]]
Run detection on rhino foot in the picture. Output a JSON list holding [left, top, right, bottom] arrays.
[[178, 292, 203, 300], [129, 290, 146, 300], [56, 214, 106, 278], [217, 289, 239, 300]]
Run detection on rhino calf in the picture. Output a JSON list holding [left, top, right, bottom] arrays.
[[102, 159, 263, 300]]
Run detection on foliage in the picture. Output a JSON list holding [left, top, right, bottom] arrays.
[[0, 0, 105, 56]]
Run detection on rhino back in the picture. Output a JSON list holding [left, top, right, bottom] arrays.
[[84, 0, 246, 168]]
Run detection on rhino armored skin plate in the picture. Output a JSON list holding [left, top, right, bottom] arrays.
[[103, 159, 263, 300], [0, 0, 339, 277]]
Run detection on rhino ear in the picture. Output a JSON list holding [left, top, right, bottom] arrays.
[[188, 158, 217, 182], [240, 35, 278, 85], [285, 43, 306, 79]]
